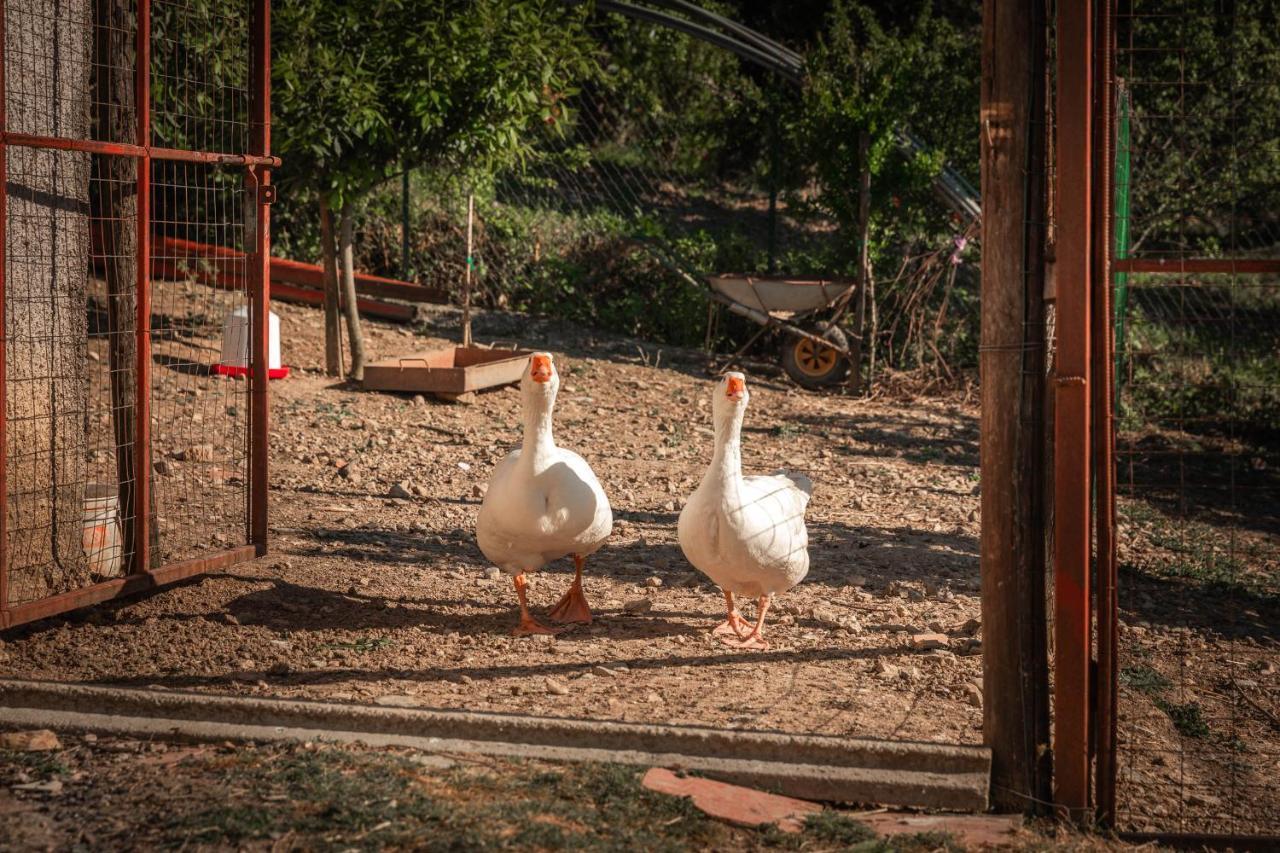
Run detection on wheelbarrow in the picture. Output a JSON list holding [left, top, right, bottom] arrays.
[[705, 274, 859, 389]]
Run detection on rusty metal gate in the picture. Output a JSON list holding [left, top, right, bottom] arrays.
[[1052, 0, 1280, 842], [0, 0, 273, 629]]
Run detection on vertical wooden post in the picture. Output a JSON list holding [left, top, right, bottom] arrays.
[[1053, 0, 1094, 820], [134, 0, 152, 574], [249, 0, 271, 554], [462, 193, 474, 348], [850, 132, 871, 391], [400, 167, 410, 280], [980, 0, 1051, 812]]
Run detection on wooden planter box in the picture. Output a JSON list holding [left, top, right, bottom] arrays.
[[361, 346, 532, 401]]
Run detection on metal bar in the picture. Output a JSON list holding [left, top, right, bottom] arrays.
[[1112, 258, 1280, 274], [0, 132, 278, 166], [0, 0, 8, 625], [133, 0, 153, 574], [1053, 0, 1094, 819], [0, 547, 257, 629], [249, 0, 271, 555], [1093, 0, 1119, 826]]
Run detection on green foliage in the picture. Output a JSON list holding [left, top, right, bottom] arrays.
[[271, 0, 595, 207]]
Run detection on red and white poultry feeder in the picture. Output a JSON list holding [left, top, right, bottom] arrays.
[[213, 305, 289, 379]]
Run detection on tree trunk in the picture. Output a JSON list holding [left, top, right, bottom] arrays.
[[337, 204, 365, 381], [319, 196, 342, 378], [91, 0, 159, 573], [5, 0, 94, 593]]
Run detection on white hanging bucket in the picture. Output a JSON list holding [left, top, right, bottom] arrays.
[[213, 305, 288, 379], [82, 483, 123, 578]]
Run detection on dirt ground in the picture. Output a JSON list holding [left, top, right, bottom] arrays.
[[2, 299, 985, 745], [2, 296, 1276, 836]]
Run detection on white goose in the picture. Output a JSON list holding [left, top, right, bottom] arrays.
[[477, 352, 613, 636], [678, 372, 811, 649]]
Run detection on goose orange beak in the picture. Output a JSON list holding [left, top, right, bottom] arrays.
[[726, 375, 745, 400], [530, 354, 553, 384]]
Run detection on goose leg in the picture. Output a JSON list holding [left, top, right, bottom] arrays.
[[548, 554, 593, 624], [712, 590, 751, 639], [728, 595, 772, 650], [512, 573, 561, 637]]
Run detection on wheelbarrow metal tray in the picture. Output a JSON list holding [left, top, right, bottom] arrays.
[[707, 275, 856, 315], [362, 347, 532, 395]]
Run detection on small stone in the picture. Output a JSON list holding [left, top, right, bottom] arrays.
[[662, 501, 676, 512], [645, 691, 664, 704], [546, 678, 570, 696], [963, 683, 983, 707], [623, 598, 653, 614], [483, 567, 502, 581], [12, 780, 63, 795], [874, 660, 899, 680], [644, 576, 663, 588], [457, 462, 471, 472], [472, 483, 488, 499], [178, 443, 215, 462], [411, 394, 426, 406], [153, 459, 170, 476], [592, 665, 617, 678], [911, 632, 949, 651], [959, 618, 982, 636], [0, 730, 61, 752], [389, 481, 413, 500], [82, 733, 97, 744]]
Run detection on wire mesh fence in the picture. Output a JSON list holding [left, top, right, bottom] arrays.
[[1109, 0, 1280, 836], [1, 0, 268, 628]]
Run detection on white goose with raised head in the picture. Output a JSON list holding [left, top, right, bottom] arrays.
[[476, 353, 612, 636], [678, 372, 812, 649]]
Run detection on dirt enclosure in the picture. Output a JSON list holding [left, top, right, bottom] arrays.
[[2, 300, 986, 745], [3, 297, 1277, 832]]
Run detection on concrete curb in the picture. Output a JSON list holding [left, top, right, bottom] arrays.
[[0, 679, 990, 811]]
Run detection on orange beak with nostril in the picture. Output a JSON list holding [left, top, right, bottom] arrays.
[[530, 354, 553, 384], [726, 375, 745, 400]]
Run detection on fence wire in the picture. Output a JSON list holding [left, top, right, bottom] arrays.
[[1111, 0, 1280, 836], [3, 0, 257, 621]]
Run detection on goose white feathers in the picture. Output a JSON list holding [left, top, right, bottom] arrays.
[[476, 352, 612, 635], [678, 372, 812, 648]]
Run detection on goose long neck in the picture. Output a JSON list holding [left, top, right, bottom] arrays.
[[522, 395, 557, 463], [708, 411, 743, 486]]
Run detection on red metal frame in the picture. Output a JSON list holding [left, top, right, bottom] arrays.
[[249, 0, 271, 554], [1092, 0, 1119, 825], [1053, 0, 1094, 820], [0, 0, 272, 629], [0, 0, 8, 624]]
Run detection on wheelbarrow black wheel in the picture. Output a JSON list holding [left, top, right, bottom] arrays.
[[781, 323, 850, 390]]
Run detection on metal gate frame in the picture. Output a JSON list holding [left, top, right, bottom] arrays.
[[1054, 0, 1280, 842], [0, 0, 275, 629]]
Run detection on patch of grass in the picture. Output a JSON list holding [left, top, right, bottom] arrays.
[[772, 423, 807, 438], [801, 810, 877, 844], [1120, 665, 1173, 696], [1155, 699, 1211, 739], [0, 750, 70, 778]]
